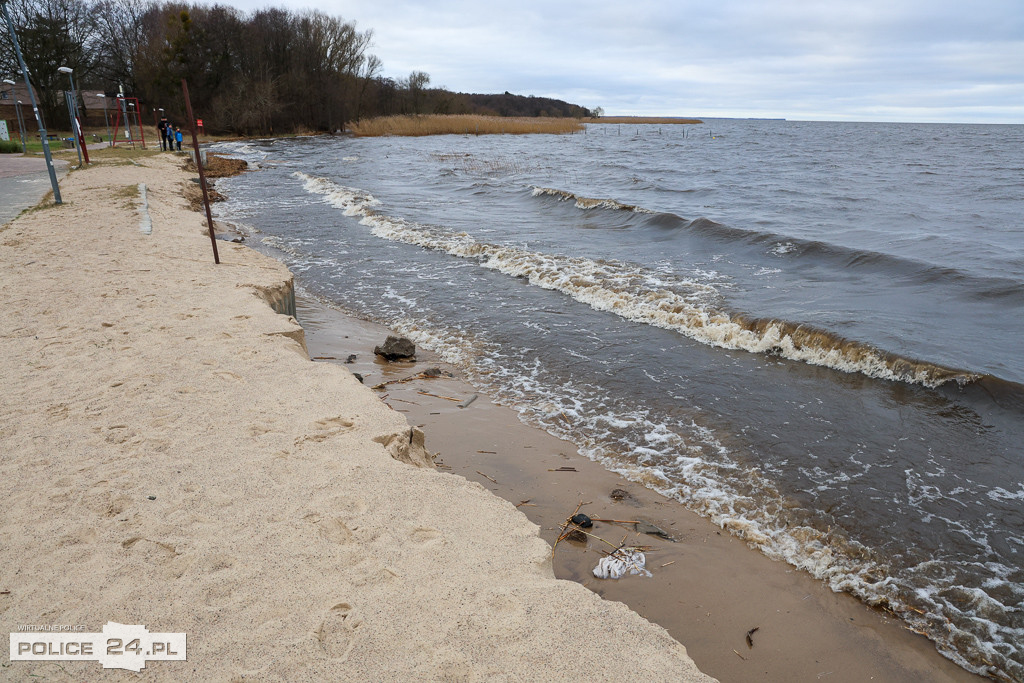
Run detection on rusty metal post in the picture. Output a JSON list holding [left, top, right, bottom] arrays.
[[181, 78, 220, 264]]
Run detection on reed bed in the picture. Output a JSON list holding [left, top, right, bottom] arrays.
[[349, 114, 584, 137], [583, 116, 703, 125]]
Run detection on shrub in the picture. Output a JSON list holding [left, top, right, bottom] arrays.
[[0, 139, 23, 153]]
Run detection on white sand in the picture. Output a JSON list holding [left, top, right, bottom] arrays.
[[0, 153, 714, 681]]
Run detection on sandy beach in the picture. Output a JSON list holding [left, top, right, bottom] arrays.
[[0, 149, 984, 682], [0, 152, 711, 680]]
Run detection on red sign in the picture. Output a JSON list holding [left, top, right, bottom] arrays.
[[196, 119, 204, 127]]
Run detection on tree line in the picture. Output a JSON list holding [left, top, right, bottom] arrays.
[[1, 0, 596, 135]]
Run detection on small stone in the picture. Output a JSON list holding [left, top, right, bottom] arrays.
[[147, 495, 156, 500], [570, 513, 593, 528], [345, 354, 357, 364], [352, 372, 364, 384]]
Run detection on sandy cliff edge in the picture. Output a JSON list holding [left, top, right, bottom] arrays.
[[0, 153, 714, 681]]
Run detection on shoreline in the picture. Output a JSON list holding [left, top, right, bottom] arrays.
[[294, 293, 984, 682], [0, 153, 711, 680]]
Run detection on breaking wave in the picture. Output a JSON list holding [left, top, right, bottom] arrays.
[[531, 186, 1024, 304], [295, 171, 986, 390], [531, 186, 655, 213]]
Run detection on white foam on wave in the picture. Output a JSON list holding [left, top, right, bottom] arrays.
[[208, 140, 270, 163], [295, 172, 962, 389], [531, 186, 655, 213]]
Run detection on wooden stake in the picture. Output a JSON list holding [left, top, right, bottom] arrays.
[[181, 78, 219, 264]]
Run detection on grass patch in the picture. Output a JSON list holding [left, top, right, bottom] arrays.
[[0, 140, 23, 153], [113, 184, 140, 199], [113, 184, 141, 210], [349, 114, 584, 137], [584, 116, 703, 124]]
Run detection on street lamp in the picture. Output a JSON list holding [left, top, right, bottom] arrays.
[[96, 93, 112, 146], [57, 66, 87, 165], [14, 100, 27, 153], [2, 78, 25, 152], [1, 0, 62, 202], [128, 101, 136, 149]]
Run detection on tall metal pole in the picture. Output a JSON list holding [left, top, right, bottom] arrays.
[[1, 0, 61, 203], [98, 94, 111, 146], [59, 67, 87, 164], [64, 90, 82, 165], [70, 71, 88, 162], [15, 100, 27, 153], [1, 79, 22, 151]]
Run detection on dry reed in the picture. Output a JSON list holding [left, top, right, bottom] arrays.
[[349, 114, 584, 137], [583, 116, 703, 124]]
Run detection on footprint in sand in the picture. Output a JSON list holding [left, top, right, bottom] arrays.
[[305, 513, 355, 545], [295, 416, 356, 446], [409, 526, 442, 548], [314, 602, 362, 660]]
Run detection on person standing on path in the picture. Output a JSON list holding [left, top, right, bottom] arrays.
[[175, 127, 182, 151], [157, 116, 169, 151]]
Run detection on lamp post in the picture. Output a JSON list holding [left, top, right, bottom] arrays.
[[1, 78, 24, 152], [57, 66, 88, 165], [128, 101, 136, 149], [1, 0, 61, 203], [97, 93, 111, 146], [14, 100, 27, 153]]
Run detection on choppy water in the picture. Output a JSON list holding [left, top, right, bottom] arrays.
[[211, 120, 1024, 680]]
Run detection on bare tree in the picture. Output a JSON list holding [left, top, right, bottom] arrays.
[[91, 0, 146, 94], [2, 0, 97, 127], [405, 70, 429, 114]]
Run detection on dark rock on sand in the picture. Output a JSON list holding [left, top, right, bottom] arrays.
[[570, 513, 593, 528], [374, 335, 416, 361], [352, 372, 364, 384]]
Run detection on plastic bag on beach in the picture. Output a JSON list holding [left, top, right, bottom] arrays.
[[592, 549, 652, 579]]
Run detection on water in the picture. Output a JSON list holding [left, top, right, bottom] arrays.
[[211, 120, 1024, 680]]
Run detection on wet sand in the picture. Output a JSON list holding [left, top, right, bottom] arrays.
[[297, 297, 983, 682]]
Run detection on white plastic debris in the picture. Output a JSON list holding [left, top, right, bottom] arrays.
[[592, 549, 652, 579]]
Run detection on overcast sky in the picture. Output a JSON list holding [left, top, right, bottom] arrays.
[[227, 0, 1022, 123]]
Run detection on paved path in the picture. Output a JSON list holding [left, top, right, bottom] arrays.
[[0, 155, 70, 226]]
